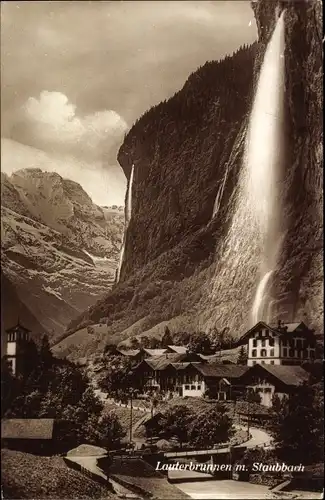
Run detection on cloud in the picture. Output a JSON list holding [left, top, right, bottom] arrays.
[[1, 138, 127, 206], [21, 91, 128, 163]]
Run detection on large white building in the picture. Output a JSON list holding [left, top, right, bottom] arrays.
[[239, 321, 316, 367]]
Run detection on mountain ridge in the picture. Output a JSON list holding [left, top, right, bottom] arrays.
[[1, 168, 124, 342], [53, 0, 322, 362]]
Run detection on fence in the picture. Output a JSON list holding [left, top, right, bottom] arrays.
[[63, 457, 109, 488]]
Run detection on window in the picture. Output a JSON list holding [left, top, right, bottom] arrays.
[[191, 385, 196, 390], [197, 385, 201, 390], [283, 348, 288, 357], [282, 339, 288, 347], [269, 337, 274, 347], [252, 349, 257, 358], [296, 339, 302, 349], [253, 339, 257, 347], [185, 385, 190, 390], [289, 348, 294, 357], [261, 339, 266, 347], [310, 350, 315, 359], [270, 349, 274, 357], [270, 360, 275, 365], [303, 350, 308, 358], [265, 329, 269, 335], [261, 349, 267, 357]]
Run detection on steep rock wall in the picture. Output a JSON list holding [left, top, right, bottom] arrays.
[[64, 0, 322, 359]]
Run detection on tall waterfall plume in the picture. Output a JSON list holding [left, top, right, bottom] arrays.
[[249, 11, 285, 324], [209, 11, 285, 328], [116, 163, 135, 282]]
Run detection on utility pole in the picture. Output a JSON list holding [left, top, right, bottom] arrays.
[[129, 389, 133, 445], [128, 371, 135, 449]]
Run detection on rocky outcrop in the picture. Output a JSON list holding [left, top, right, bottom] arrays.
[[1, 169, 124, 342], [60, 0, 322, 361]]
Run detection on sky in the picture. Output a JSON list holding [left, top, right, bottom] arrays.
[[1, 1, 257, 206]]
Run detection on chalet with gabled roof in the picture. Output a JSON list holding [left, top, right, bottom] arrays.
[[238, 362, 313, 407], [237, 320, 316, 366]]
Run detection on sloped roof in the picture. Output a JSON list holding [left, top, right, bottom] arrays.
[[144, 348, 167, 357], [146, 355, 178, 371], [256, 364, 310, 386], [118, 349, 141, 357], [167, 345, 187, 354], [171, 362, 191, 370], [193, 363, 250, 379], [237, 320, 312, 344], [146, 353, 201, 370], [6, 322, 31, 334], [276, 322, 303, 332], [1, 419, 54, 440]]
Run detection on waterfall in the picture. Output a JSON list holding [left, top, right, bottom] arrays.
[[252, 270, 273, 324], [248, 11, 285, 324], [209, 12, 285, 327], [116, 163, 135, 282], [126, 164, 135, 222]]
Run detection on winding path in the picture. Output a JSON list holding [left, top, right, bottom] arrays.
[[237, 425, 273, 449]]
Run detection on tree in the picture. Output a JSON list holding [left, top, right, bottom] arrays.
[[98, 356, 138, 397], [245, 388, 262, 404], [96, 412, 125, 449], [160, 405, 193, 449], [210, 326, 233, 354], [39, 335, 53, 370], [161, 326, 173, 348], [187, 332, 212, 355], [273, 382, 324, 465], [21, 339, 40, 380], [189, 404, 234, 448], [129, 337, 140, 349], [237, 346, 248, 365], [139, 336, 150, 348], [104, 343, 119, 355], [1, 358, 19, 417], [2, 344, 126, 452]]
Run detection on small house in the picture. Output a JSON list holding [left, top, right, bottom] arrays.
[[238, 363, 312, 407], [1, 418, 55, 455]]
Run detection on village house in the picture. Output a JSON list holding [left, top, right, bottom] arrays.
[[238, 321, 316, 367], [133, 352, 203, 395], [132, 354, 249, 399], [1, 419, 55, 455], [113, 345, 188, 362], [237, 362, 312, 407]]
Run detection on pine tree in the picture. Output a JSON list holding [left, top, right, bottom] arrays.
[[161, 326, 173, 348], [237, 346, 248, 365], [39, 335, 53, 369]]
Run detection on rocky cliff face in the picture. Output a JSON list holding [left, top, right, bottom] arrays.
[[59, 0, 322, 361], [250, 0, 323, 329], [1, 169, 124, 342]]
